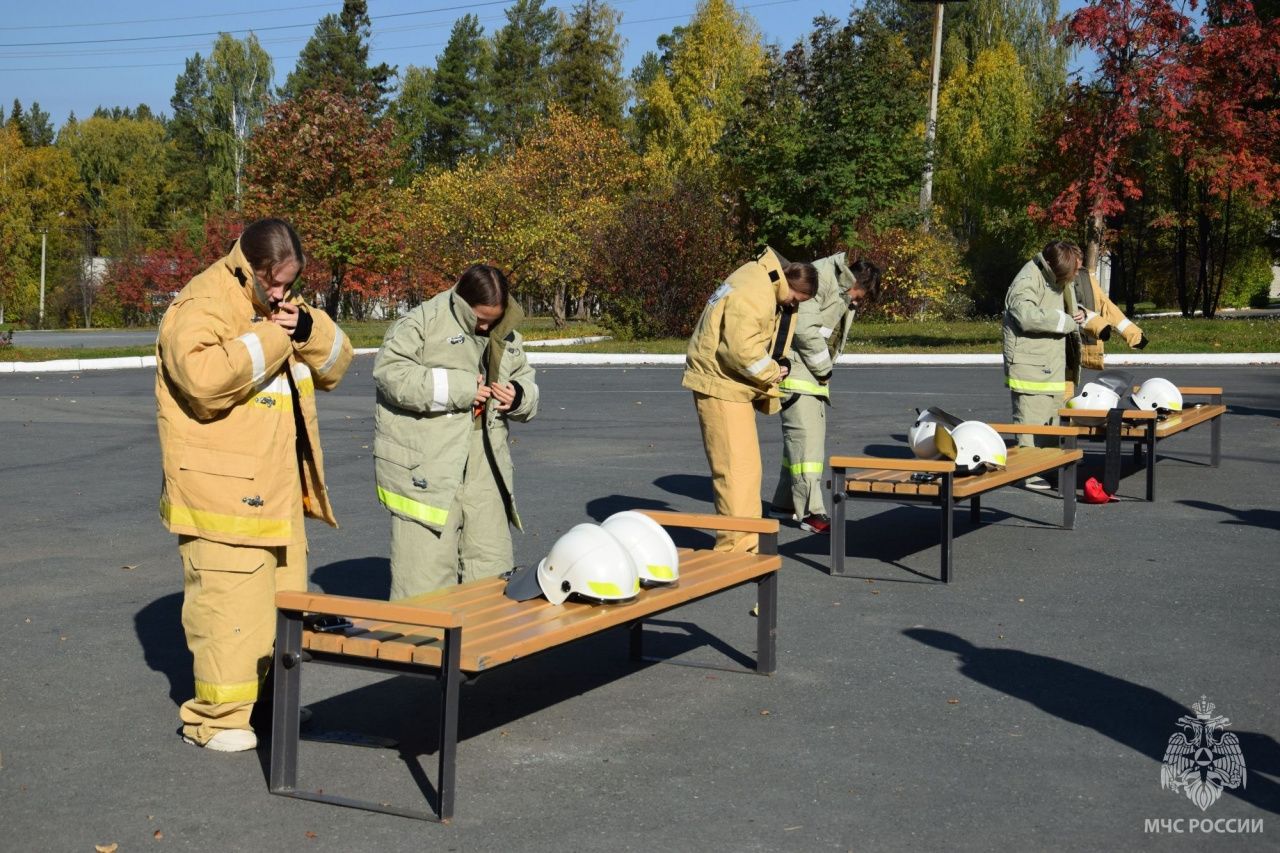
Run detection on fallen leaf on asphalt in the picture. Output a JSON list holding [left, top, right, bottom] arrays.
[[305, 831, 318, 839], [947, 698, 960, 705], [759, 709, 771, 716], [95, 844, 118, 853], [121, 565, 138, 571], [153, 830, 164, 840]]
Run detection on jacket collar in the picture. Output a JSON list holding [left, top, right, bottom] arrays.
[[757, 247, 791, 304], [223, 239, 269, 315]]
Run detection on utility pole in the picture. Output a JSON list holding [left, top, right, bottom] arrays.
[[916, 0, 966, 230], [38, 228, 47, 329]]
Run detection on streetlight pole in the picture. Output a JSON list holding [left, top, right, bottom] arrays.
[[38, 228, 47, 329], [916, 0, 965, 230]]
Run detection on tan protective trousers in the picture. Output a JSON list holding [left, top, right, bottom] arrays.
[[178, 529, 306, 744], [693, 392, 763, 553], [1010, 391, 1064, 448], [772, 393, 828, 517], [389, 428, 513, 600]]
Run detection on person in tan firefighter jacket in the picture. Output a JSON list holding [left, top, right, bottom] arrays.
[[769, 254, 881, 534], [155, 218, 353, 752], [1066, 243, 1148, 373], [683, 248, 818, 553], [373, 265, 539, 599]]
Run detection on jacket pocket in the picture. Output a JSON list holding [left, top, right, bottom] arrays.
[[179, 447, 257, 479], [374, 436, 458, 529]]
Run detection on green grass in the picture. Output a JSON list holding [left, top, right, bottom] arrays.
[[1, 316, 1275, 362]]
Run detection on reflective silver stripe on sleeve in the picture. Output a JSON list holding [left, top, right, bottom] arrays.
[[237, 332, 267, 385], [1055, 311, 1071, 334], [291, 362, 311, 382], [811, 349, 831, 367], [429, 367, 450, 412], [319, 326, 345, 375], [746, 356, 773, 376], [258, 374, 290, 394], [1116, 318, 1132, 332], [819, 326, 834, 339]]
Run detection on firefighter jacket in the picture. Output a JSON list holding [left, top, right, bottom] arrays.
[[780, 252, 856, 400], [682, 248, 798, 414], [373, 288, 539, 533], [155, 240, 353, 547], [1002, 254, 1080, 396], [1072, 269, 1145, 370]]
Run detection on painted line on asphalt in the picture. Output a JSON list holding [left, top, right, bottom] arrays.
[[3, 349, 1279, 373]]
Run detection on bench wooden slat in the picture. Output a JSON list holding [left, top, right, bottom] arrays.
[[830, 455, 955, 473], [952, 447, 1082, 497], [635, 510, 779, 534], [276, 591, 461, 629], [1178, 386, 1222, 395], [457, 550, 778, 671]]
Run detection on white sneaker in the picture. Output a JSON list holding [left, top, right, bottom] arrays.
[[184, 728, 258, 752], [1023, 475, 1056, 492]]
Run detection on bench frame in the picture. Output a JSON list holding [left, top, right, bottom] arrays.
[[828, 426, 1080, 583], [1059, 386, 1224, 501], [268, 512, 779, 824]]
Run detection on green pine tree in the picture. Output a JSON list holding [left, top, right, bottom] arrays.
[[280, 0, 394, 110]]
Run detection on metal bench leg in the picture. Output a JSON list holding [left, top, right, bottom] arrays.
[[939, 474, 954, 583], [629, 621, 644, 660], [436, 626, 462, 823], [1062, 459, 1077, 529], [1145, 420, 1157, 501], [269, 609, 304, 795], [969, 495, 981, 525], [1210, 409, 1221, 467], [755, 571, 778, 675], [830, 467, 847, 577]]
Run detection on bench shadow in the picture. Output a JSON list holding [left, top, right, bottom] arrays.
[[1178, 500, 1280, 532], [860, 443, 914, 458], [276, 617, 761, 811], [310, 556, 391, 600], [134, 592, 192, 707], [905, 629, 1280, 816], [808, 503, 1060, 583], [584, 494, 672, 521]]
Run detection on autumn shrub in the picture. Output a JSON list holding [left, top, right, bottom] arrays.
[[851, 225, 973, 320], [591, 178, 749, 339]]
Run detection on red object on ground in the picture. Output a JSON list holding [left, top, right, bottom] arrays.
[[1082, 476, 1115, 504]]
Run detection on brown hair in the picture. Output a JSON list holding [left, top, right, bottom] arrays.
[[454, 264, 510, 308], [850, 259, 882, 300], [239, 218, 304, 281], [784, 262, 819, 297], [1040, 240, 1078, 283]]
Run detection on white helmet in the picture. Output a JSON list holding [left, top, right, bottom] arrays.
[[1133, 377, 1182, 412], [908, 410, 946, 459], [1067, 381, 1122, 411], [908, 407, 963, 459], [943, 421, 1008, 474], [504, 523, 640, 604], [601, 511, 679, 585]]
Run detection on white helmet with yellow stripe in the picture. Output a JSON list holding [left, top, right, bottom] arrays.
[[601, 511, 680, 586], [532, 523, 641, 605]]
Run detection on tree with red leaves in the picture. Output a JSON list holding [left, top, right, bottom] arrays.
[[244, 88, 405, 318], [1038, 0, 1279, 317]]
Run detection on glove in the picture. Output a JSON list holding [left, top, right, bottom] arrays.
[[1135, 334, 1149, 350], [292, 307, 314, 344]]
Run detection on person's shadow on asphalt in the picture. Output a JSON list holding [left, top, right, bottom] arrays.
[[134, 592, 192, 706], [905, 628, 1280, 816]]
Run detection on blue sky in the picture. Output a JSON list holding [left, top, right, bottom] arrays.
[[0, 0, 1088, 129]]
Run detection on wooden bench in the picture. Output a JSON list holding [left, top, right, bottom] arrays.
[[1059, 386, 1225, 501], [268, 510, 781, 823], [827, 425, 1082, 583]]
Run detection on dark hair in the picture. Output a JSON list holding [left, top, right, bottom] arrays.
[[239, 218, 304, 280], [849, 259, 882, 300], [783, 262, 819, 297], [454, 264, 510, 308], [1041, 240, 1078, 283]]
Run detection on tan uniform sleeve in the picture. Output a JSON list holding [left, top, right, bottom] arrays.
[[720, 285, 780, 387], [291, 302, 352, 389], [158, 296, 291, 421]]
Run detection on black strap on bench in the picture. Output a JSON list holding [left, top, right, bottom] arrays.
[[1103, 408, 1124, 495]]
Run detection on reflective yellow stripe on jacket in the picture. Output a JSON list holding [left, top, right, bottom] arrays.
[[1006, 376, 1067, 393], [159, 496, 291, 539], [779, 378, 830, 397], [376, 486, 449, 526]]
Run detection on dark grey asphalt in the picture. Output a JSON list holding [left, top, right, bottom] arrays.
[[1, 361, 1277, 851]]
